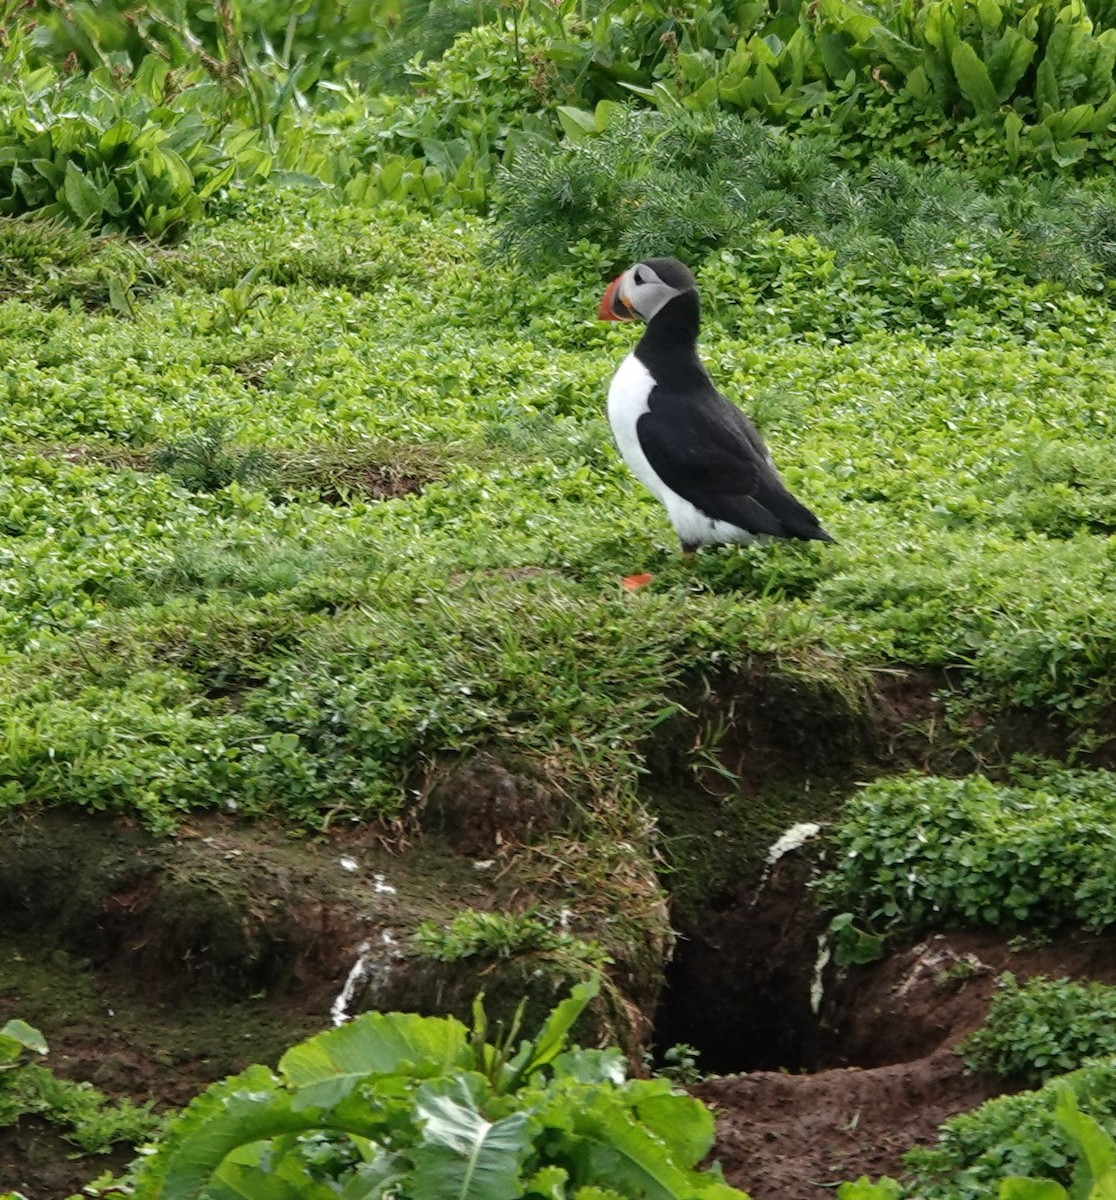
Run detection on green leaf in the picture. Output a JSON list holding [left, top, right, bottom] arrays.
[[526, 1164, 570, 1199], [207, 1157, 336, 1200], [1090, 1168, 1116, 1200], [1036, 57, 1061, 111], [62, 161, 103, 223], [987, 29, 1037, 102], [1054, 1084, 1116, 1190], [951, 41, 1000, 116], [198, 161, 238, 200], [0, 1020, 47, 1059], [633, 1089, 716, 1168], [133, 1066, 330, 1200], [107, 275, 135, 318], [506, 978, 599, 1088], [569, 1099, 739, 1199], [337, 1154, 408, 1200], [837, 1179, 904, 1200], [998, 1178, 1068, 1200], [411, 1078, 532, 1200], [556, 107, 598, 144], [280, 1011, 469, 1111]]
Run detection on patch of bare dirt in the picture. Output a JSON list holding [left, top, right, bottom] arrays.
[[691, 927, 1116, 1200], [826, 929, 1116, 1069], [26, 441, 441, 505], [0, 1116, 135, 1198], [697, 1050, 1003, 1199]]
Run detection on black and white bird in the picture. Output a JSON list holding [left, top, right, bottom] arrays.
[[598, 257, 834, 556]]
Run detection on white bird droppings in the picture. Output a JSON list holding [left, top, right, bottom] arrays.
[[764, 822, 822, 866], [330, 940, 372, 1027], [810, 934, 831, 1015]]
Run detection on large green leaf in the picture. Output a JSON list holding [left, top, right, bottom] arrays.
[[998, 1178, 1068, 1199], [1036, 57, 1061, 111], [132, 1066, 327, 1200], [951, 41, 1000, 115], [0, 1019, 47, 1062], [205, 1154, 339, 1200], [1091, 1170, 1116, 1200], [838, 1180, 903, 1200], [505, 977, 599, 1089], [62, 160, 103, 222], [411, 1078, 533, 1200], [632, 1087, 716, 1168], [568, 1100, 740, 1199], [280, 1011, 469, 1111], [986, 28, 1037, 101], [1054, 1084, 1116, 1192]]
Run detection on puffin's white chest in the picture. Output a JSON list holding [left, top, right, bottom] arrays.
[[605, 353, 753, 548], [606, 354, 663, 499]]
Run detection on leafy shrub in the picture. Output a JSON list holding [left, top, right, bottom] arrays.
[[117, 980, 746, 1198], [903, 1061, 1116, 1200], [961, 975, 1116, 1084], [0, 55, 234, 239], [0, 1019, 159, 1154], [994, 1086, 1116, 1199], [815, 772, 1116, 940]]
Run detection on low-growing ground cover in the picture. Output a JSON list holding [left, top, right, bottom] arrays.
[[2, 191, 1116, 836]]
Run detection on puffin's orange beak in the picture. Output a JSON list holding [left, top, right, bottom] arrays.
[[598, 275, 635, 322]]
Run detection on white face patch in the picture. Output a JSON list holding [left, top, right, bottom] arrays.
[[621, 265, 676, 322], [606, 354, 754, 548]]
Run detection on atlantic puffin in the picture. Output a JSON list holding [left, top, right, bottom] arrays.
[[598, 257, 834, 556]]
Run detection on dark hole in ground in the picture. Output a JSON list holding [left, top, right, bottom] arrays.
[[652, 848, 829, 1075]]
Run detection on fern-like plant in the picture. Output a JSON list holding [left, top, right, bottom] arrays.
[[151, 418, 271, 493]]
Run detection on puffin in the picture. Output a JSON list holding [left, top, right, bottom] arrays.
[[598, 257, 834, 561]]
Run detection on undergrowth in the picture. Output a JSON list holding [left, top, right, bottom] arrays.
[[1, 191, 1115, 830], [817, 772, 1116, 949], [902, 1059, 1116, 1200], [0, 1019, 159, 1157], [960, 974, 1116, 1085]]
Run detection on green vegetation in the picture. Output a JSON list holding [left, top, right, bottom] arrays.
[[2, 187, 1116, 832], [817, 773, 1116, 953], [107, 980, 747, 1199], [903, 1061, 1116, 1200], [7, 0, 1116, 1193], [960, 975, 1116, 1085], [414, 909, 611, 974], [0, 1019, 159, 1157], [847, 1091, 1116, 1200], [997, 1086, 1116, 1199]]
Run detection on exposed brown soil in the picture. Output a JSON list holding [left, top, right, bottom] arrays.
[[23, 441, 441, 504], [0, 1117, 135, 1199], [699, 1050, 1001, 1198], [697, 927, 1116, 1200], [0, 794, 668, 1197], [5, 685, 1116, 1200]]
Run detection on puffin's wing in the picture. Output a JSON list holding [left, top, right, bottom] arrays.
[[636, 387, 833, 542]]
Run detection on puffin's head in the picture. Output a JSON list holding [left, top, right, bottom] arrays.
[[597, 257, 697, 323]]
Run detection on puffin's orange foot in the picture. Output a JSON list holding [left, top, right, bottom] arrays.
[[621, 572, 654, 591]]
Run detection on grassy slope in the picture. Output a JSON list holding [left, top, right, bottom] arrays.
[[1, 189, 1115, 833]]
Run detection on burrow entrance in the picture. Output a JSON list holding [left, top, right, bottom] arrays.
[[651, 842, 834, 1075]]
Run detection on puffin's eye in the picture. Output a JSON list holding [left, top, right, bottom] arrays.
[[633, 269, 645, 285]]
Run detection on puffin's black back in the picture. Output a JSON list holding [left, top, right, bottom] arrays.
[[628, 258, 834, 544]]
